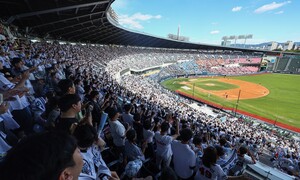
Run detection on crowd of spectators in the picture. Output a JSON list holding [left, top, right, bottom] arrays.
[[0, 34, 299, 180], [156, 54, 261, 81]]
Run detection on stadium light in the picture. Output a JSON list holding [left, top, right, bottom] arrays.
[[222, 36, 228, 40], [222, 34, 253, 47], [246, 34, 253, 39], [244, 34, 253, 47], [238, 35, 245, 39], [229, 35, 236, 40], [233, 36, 238, 45], [221, 36, 230, 46]]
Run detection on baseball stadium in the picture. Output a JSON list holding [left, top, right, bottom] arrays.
[[0, 0, 300, 180]]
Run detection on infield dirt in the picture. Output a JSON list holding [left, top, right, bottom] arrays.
[[180, 78, 269, 100]]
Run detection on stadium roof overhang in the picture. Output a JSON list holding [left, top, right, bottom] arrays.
[[0, 0, 291, 55]]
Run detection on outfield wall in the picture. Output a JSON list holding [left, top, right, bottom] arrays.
[[176, 90, 300, 133]]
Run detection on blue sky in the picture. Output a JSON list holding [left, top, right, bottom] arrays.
[[111, 0, 299, 45]]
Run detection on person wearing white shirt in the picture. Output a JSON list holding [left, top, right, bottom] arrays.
[[195, 146, 227, 180], [108, 108, 130, 160], [155, 120, 179, 170], [108, 108, 125, 147], [172, 128, 196, 179], [0, 61, 33, 133], [195, 146, 246, 180]]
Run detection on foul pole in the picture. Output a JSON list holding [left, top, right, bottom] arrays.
[[193, 83, 195, 98], [234, 90, 241, 116]]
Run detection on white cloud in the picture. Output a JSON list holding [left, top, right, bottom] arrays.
[[210, 30, 220, 34], [118, 12, 162, 29], [254, 1, 291, 14], [131, 13, 161, 21], [232, 6, 242, 12], [275, 10, 284, 14]]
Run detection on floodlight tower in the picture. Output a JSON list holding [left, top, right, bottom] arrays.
[[238, 35, 245, 47], [221, 36, 229, 46], [222, 36, 228, 42], [234, 36, 238, 46], [227, 35, 239, 47], [244, 34, 253, 47], [229, 36, 235, 46]]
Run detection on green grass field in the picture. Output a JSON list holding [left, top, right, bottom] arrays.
[[194, 80, 239, 90], [161, 73, 300, 128]]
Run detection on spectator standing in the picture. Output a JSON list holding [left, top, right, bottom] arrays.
[[108, 108, 128, 157], [121, 103, 134, 127], [143, 120, 155, 159], [124, 129, 145, 162], [172, 128, 196, 179], [155, 120, 179, 170]]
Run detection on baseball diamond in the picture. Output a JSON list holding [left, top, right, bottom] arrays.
[[161, 73, 300, 131]]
